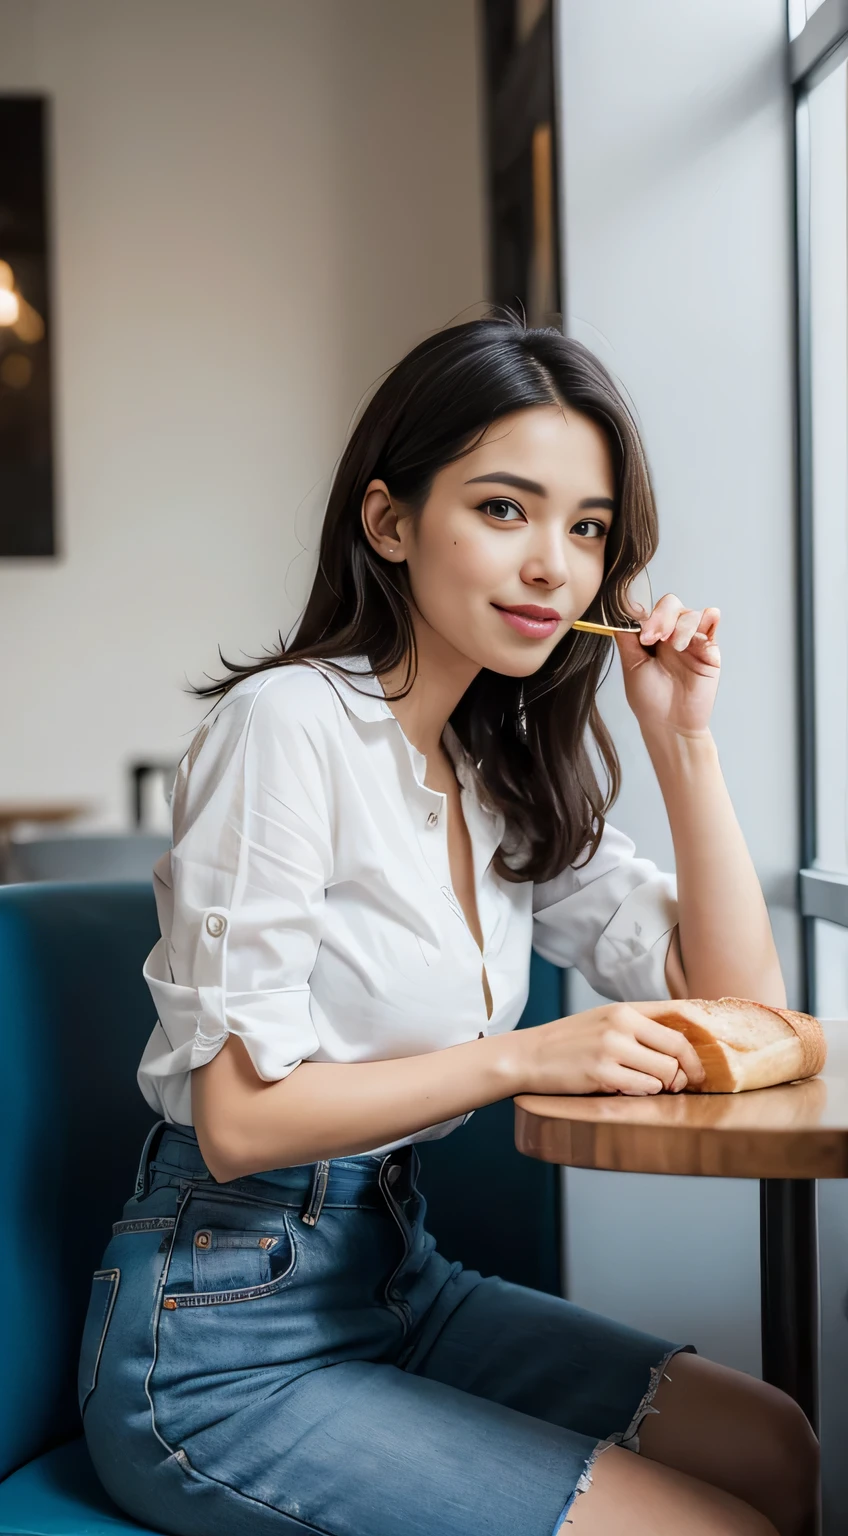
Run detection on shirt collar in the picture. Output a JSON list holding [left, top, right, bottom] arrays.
[[310, 655, 392, 724], [318, 657, 476, 774]]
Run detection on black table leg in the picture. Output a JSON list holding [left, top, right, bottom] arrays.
[[760, 1179, 819, 1430]]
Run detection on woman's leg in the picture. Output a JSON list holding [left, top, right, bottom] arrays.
[[638, 1354, 819, 1536], [569, 1444, 780, 1535], [402, 1273, 815, 1536]]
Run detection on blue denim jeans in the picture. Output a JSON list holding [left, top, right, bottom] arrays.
[[79, 1121, 692, 1535]]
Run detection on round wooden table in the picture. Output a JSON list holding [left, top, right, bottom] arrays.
[[514, 1020, 848, 1429]]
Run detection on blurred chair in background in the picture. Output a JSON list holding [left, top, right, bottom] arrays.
[[0, 881, 163, 1535], [1, 759, 177, 885], [0, 801, 88, 883], [6, 832, 170, 884]]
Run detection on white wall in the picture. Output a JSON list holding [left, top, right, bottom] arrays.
[[556, 0, 797, 1377], [0, 0, 486, 825]]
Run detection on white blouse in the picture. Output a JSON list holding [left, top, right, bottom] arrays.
[[139, 656, 679, 1153]]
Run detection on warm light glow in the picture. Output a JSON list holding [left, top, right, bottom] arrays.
[[13, 297, 44, 343], [0, 288, 20, 325], [0, 261, 13, 291]]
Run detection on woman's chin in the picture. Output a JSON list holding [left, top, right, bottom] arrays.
[[479, 643, 560, 679]]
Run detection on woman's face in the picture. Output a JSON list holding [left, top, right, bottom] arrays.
[[368, 404, 617, 678]]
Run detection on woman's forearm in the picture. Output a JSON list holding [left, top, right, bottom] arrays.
[[643, 727, 786, 1007], [192, 1031, 521, 1180]]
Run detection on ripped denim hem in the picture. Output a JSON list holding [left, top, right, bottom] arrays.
[[550, 1343, 694, 1532], [551, 1439, 617, 1533], [614, 1343, 693, 1455]]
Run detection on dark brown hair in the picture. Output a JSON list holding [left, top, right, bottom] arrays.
[[197, 315, 659, 884]]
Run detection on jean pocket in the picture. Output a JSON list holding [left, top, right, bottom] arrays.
[[163, 1219, 296, 1308], [193, 1227, 280, 1292], [77, 1268, 120, 1418]]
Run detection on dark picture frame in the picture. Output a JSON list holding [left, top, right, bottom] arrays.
[[481, 0, 562, 325], [0, 96, 56, 557]]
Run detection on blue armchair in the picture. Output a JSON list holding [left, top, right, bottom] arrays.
[[0, 881, 561, 1534]]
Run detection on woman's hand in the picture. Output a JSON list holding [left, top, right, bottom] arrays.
[[514, 1001, 706, 1097], [614, 594, 721, 739]]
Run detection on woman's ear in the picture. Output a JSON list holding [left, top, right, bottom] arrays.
[[361, 480, 408, 563]]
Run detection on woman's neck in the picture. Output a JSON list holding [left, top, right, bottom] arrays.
[[377, 616, 479, 761]]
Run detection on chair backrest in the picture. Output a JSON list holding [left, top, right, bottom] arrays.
[[7, 832, 170, 884], [0, 883, 160, 1481], [0, 880, 564, 1483]]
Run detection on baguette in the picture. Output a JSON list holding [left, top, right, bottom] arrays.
[[649, 997, 827, 1093]]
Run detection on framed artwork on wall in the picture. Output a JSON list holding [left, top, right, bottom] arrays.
[[0, 96, 55, 557], [481, 0, 561, 326]]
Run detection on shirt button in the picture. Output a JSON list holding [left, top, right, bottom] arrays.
[[205, 912, 227, 938], [427, 811, 439, 827]]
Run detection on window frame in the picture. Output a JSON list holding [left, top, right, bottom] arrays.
[[792, 0, 848, 1013]]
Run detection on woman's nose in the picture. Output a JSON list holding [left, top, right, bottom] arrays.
[[519, 534, 570, 589]]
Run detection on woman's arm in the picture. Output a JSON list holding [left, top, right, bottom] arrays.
[[192, 1031, 518, 1179], [193, 1001, 706, 1180], [649, 728, 786, 1006], [617, 594, 786, 1009]]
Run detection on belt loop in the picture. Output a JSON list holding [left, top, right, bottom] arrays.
[[134, 1118, 168, 1199], [301, 1160, 331, 1226]]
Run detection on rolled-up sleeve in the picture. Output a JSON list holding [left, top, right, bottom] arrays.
[[139, 672, 333, 1114], [531, 821, 678, 1001]]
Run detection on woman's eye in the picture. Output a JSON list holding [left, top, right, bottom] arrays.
[[480, 498, 525, 523], [573, 520, 608, 538]]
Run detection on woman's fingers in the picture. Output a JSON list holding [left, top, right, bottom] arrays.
[[699, 606, 721, 641], [669, 1067, 688, 1093], [638, 596, 721, 653], [669, 611, 704, 653], [632, 1015, 705, 1085], [614, 1035, 685, 1092], [604, 1065, 665, 1096], [638, 594, 685, 645]]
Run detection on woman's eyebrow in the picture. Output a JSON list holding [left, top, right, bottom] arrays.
[[465, 471, 546, 496], [465, 472, 615, 515]]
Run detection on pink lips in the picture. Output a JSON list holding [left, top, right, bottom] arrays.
[[493, 603, 562, 639]]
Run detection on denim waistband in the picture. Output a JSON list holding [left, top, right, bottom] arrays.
[[134, 1120, 419, 1221]]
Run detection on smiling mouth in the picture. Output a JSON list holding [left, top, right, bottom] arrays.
[[492, 603, 563, 637], [495, 604, 561, 620]]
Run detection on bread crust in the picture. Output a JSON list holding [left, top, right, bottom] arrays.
[[772, 1005, 828, 1079], [666, 997, 826, 1093]]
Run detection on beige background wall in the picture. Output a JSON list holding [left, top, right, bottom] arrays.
[[0, 0, 486, 824]]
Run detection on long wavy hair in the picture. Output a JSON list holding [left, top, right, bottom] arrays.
[[196, 315, 659, 884]]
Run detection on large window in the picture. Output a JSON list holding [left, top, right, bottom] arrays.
[[792, 1, 848, 1017], [790, 0, 832, 39]]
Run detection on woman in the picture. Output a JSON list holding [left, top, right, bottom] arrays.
[[79, 318, 817, 1536]]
